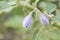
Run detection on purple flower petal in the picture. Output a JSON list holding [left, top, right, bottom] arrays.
[[23, 12, 32, 29], [38, 13, 49, 26]]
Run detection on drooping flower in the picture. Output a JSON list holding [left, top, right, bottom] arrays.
[[23, 12, 33, 29], [38, 13, 49, 26]]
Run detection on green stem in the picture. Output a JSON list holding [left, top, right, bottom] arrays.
[[58, 0, 60, 9], [35, 0, 40, 5], [35, 26, 44, 40]]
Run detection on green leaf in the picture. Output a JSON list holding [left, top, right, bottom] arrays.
[[0, 1, 10, 11], [53, 9, 60, 24], [0, 1, 16, 13], [37, 2, 57, 13], [45, 2, 57, 13]]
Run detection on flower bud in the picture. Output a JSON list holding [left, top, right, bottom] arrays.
[[23, 12, 33, 29], [38, 13, 49, 26]]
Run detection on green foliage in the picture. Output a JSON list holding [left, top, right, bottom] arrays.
[[4, 6, 24, 30], [53, 9, 60, 24], [37, 1, 57, 13], [0, 0, 60, 40], [30, 0, 35, 4], [4, 15, 24, 29]]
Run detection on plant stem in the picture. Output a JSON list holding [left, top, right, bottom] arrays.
[[35, 26, 44, 40], [35, 0, 40, 6], [57, 0, 60, 9]]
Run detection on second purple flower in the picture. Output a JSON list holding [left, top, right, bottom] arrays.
[[38, 13, 49, 26]]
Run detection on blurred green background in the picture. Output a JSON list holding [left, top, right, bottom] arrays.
[[0, 0, 60, 40]]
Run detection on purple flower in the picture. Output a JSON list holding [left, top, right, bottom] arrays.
[[23, 12, 32, 29], [38, 13, 49, 26]]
